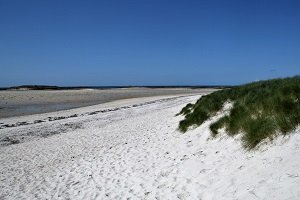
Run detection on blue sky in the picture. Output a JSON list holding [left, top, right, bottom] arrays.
[[0, 0, 299, 86]]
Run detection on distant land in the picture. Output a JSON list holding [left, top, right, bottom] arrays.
[[0, 85, 232, 91]]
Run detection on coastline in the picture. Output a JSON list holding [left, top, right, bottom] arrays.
[[0, 88, 215, 118]]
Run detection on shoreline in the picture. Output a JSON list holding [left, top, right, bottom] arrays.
[[0, 94, 200, 130], [0, 88, 216, 119]]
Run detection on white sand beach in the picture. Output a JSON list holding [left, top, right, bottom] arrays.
[[1, 94, 300, 199]]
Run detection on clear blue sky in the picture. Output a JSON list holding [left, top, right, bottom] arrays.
[[0, 0, 299, 86]]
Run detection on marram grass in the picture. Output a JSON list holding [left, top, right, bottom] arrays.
[[178, 76, 300, 150]]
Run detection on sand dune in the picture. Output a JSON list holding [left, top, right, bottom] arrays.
[[0, 94, 300, 199]]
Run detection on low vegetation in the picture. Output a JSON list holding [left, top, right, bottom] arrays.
[[178, 76, 300, 150], [9, 85, 61, 90]]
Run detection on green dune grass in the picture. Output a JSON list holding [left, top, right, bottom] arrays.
[[178, 76, 300, 150]]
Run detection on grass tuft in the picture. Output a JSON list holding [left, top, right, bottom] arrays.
[[178, 76, 300, 150]]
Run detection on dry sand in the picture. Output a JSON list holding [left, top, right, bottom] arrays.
[[0, 93, 300, 199]]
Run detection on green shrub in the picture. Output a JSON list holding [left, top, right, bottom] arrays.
[[210, 116, 229, 136], [178, 76, 300, 150]]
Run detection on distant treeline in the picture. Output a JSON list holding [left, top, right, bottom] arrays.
[[0, 85, 232, 91]]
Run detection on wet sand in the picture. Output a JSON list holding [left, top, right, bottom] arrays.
[[0, 88, 213, 118]]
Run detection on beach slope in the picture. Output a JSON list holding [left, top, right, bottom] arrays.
[[0, 94, 300, 199]]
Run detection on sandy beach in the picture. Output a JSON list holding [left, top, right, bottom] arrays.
[[1, 0, 299, 199], [1, 92, 300, 199], [0, 88, 212, 118]]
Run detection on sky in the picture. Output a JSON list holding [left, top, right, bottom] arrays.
[[0, 0, 300, 87]]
